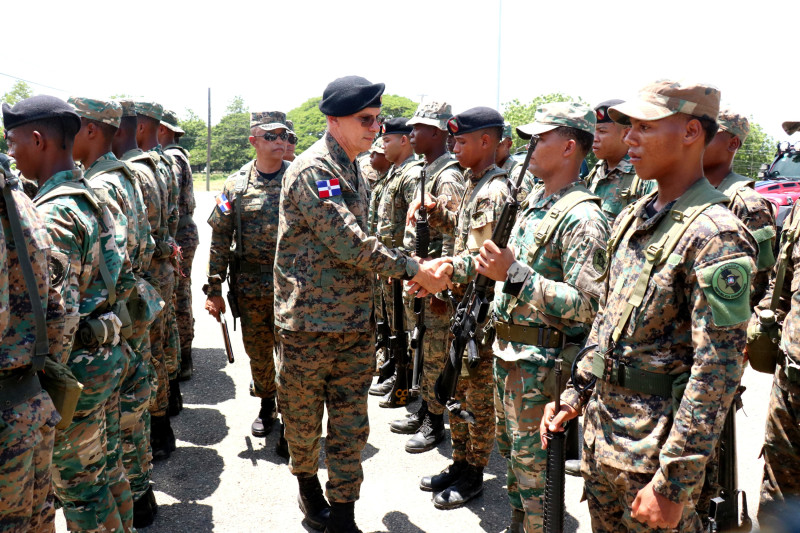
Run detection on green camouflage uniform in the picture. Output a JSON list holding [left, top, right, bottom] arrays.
[[500, 154, 536, 203], [585, 155, 655, 223], [366, 137, 390, 370], [0, 174, 65, 533], [274, 131, 419, 502]]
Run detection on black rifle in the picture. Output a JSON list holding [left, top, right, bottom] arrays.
[[226, 256, 241, 331], [434, 136, 539, 422], [543, 358, 567, 533], [410, 170, 430, 394], [375, 293, 393, 381], [708, 387, 751, 532], [219, 313, 235, 364], [384, 271, 410, 407]]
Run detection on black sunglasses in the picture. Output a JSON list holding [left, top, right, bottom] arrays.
[[257, 131, 296, 143]]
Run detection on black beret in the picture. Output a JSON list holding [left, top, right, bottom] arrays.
[[319, 76, 385, 117], [446, 106, 504, 135], [594, 99, 625, 124], [2, 94, 81, 132], [381, 117, 412, 136]]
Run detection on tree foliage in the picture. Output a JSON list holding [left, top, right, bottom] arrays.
[[502, 93, 589, 153], [0, 80, 34, 152], [734, 121, 776, 177], [178, 96, 254, 173]]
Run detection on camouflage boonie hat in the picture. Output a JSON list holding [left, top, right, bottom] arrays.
[[68, 97, 122, 128], [117, 99, 137, 117], [516, 102, 595, 139], [250, 110, 289, 131], [285, 119, 296, 134], [608, 79, 720, 125], [502, 122, 513, 140], [717, 107, 749, 143], [406, 101, 453, 131], [160, 109, 185, 136], [369, 136, 385, 154], [135, 101, 164, 121], [783, 121, 800, 136]]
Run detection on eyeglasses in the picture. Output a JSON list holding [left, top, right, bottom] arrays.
[[257, 131, 292, 142], [354, 114, 384, 128]]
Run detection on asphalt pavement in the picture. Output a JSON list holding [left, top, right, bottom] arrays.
[[56, 190, 774, 533]]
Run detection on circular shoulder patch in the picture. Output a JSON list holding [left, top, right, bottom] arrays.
[[49, 255, 67, 287], [592, 248, 608, 274], [712, 262, 748, 300]]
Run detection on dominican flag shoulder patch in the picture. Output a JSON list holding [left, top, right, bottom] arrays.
[[216, 193, 232, 214], [316, 178, 342, 198]]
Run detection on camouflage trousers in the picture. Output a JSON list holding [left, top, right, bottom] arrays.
[[582, 442, 703, 533], [175, 228, 197, 353], [403, 295, 449, 416], [238, 287, 276, 399], [276, 329, 372, 503], [165, 291, 181, 380], [119, 340, 152, 501], [451, 343, 495, 469], [494, 356, 554, 533], [0, 391, 59, 533], [148, 260, 174, 417]]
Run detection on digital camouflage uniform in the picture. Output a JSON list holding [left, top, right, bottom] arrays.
[[494, 177, 609, 531], [35, 169, 136, 532], [366, 137, 390, 371], [500, 153, 536, 203], [207, 158, 288, 400], [585, 155, 655, 223], [274, 131, 419, 503], [429, 163, 512, 469], [0, 169, 65, 533], [563, 177, 757, 533]]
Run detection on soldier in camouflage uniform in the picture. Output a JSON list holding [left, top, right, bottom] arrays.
[[283, 119, 298, 162], [159, 110, 198, 381], [6, 95, 136, 532], [476, 103, 609, 532], [585, 99, 655, 223], [273, 76, 451, 533], [410, 107, 512, 510], [0, 153, 66, 533], [390, 101, 465, 453], [497, 122, 536, 201], [205, 110, 291, 438], [542, 80, 758, 532]]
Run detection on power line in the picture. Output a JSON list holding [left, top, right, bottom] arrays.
[[0, 72, 69, 95]]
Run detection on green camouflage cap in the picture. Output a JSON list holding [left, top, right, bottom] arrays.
[[285, 119, 296, 134], [502, 122, 513, 140], [135, 101, 164, 121], [783, 121, 800, 136], [717, 107, 749, 143], [369, 136, 385, 154], [250, 110, 288, 131], [516, 102, 595, 139], [117, 99, 137, 117], [160, 109, 185, 136], [406, 100, 453, 131], [68, 97, 122, 128], [608, 79, 720, 125]]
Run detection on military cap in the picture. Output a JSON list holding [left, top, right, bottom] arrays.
[[608, 79, 720, 125], [319, 75, 385, 117], [502, 122, 513, 140], [447, 107, 504, 136], [594, 99, 624, 124], [117, 99, 137, 117], [516, 102, 596, 139], [2, 94, 80, 132], [160, 109, 185, 136], [285, 119, 296, 134], [717, 107, 749, 143], [250, 110, 289, 132], [370, 136, 385, 154], [783, 121, 800, 136], [381, 117, 412, 136], [407, 100, 453, 131], [135, 101, 164, 121], [68, 97, 122, 129]]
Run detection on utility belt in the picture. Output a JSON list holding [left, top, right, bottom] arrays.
[[780, 350, 800, 384], [0, 370, 42, 411], [591, 350, 686, 398], [494, 321, 579, 349], [237, 260, 272, 275]]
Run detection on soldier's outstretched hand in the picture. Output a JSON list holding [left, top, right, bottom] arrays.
[[631, 481, 684, 529], [406, 193, 437, 226], [407, 256, 453, 297], [205, 295, 226, 321], [540, 400, 578, 449]]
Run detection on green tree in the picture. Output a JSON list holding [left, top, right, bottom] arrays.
[[1, 80, 34, 152], [502, 93, 590, 153], [734, 121, 776, 177], [209, 96, 253, 172], [178, 109, 208, 169]]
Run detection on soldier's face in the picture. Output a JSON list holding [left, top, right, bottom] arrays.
[[5, 127, 38, 179], [703, 130, 736, 171], [341, 107, 382, 154], [452, 131, 485, 169], [528, 129, 565, 179], [370, 151, 391, 174], [593, 122, 628, 161], [624, 116, 686, 180], [72, 124, 90, 164], [409, 124, 435, 155], [250, 127, 288, 160], [382, 133, 406, 164]]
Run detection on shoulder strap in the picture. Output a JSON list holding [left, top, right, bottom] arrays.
[[718, 172, 755, 208], [465, 167, 508, 210], [84, 158, 133, 182], [233, 164, 252, 258], [525, 185, 600, 261], [128, 151, 160, 175], [583, 161, 601, 191], [618, 171, 640, 204]]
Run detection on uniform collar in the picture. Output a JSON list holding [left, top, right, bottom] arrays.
[[35, 168, 83, 199]]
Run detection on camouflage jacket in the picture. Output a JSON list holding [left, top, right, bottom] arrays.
[[500, 155, 537, 202], [0, 184, 68, 371], [585, 155, 655, 222], [206, 159, 288, 298], [358, 152, 385, 191], [121, 149, 162, 272], [153, 145, 180, 239], [274, 132, 418, 332], [164, 144, 198, 246], [367, 172, 390, 236], [493, 181, 609, 363], [565, 181, 757, 505], [375, 155, 423, 251]]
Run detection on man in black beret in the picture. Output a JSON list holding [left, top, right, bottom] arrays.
[[273, 76, 451, 533]]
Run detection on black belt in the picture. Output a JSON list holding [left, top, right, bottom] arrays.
[[0, 371, 42, 410], [494, 322, 572, 349], [238, 261, 272, 275]]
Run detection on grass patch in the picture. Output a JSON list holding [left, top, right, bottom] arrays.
[[193, 172, 228, 192]]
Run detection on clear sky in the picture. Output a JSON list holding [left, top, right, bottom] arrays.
[[2, 0, 799, 140]]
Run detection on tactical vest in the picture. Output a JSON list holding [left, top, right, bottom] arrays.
[[586, 160, 644, 207]]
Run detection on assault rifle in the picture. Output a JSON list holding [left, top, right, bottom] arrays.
[[434, 135, 539, 422], [375, 293, 393, 382], [543, 358, 567, 533], [383, 241, 411, 408], [410, 170, 430, 394]]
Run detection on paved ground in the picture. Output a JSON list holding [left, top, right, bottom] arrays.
[[57, 191, 774, 532]]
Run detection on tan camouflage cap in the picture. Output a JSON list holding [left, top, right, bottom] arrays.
[[717, 107, 749, 143], [160, 109, 185, 136], [369, 136, 385, 154], [250, 110, 288, 131], [285, 119, 296, 134], [135, 101, 164, 121], [68, 97, 122, 128], [502, 122, 513, 140], [516, 102, 596, 139], [117, 99, 137, 117], [406, 101, 453, 131], [608, 79, 720, 125], [783, 121, 800, 136]]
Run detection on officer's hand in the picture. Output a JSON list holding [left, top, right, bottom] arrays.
[[475, 240, 516, 281], [406, 193, 437, 226], [205, 295, 225, 320], [631, 481, 684, 529], [540, 400, 578, 449], [407, 257, 453, 298]]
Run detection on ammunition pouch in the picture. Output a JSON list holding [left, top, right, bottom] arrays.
[[73, 314, 120, 351], [38, 357, 83, 430], [0, 370, 42, 411]]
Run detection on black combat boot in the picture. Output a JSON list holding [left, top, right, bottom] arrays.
[[132, 485, 158, 528], [405, 411, 445, 453], [297, 474, 330, 531], [419, 460, 467, 492], [167, 379, 183, 416], [151, 415, 176, 461], [325, 501, 362, 533], [251, 397, 276, 438], [368, 374, 395, 396], [178, 347, 193, 381], [506, 507, 524, 533], [275, 419, 290, 460], [433, 464, 484, 509], [390, 401, 427, 434]]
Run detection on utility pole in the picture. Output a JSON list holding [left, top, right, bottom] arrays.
[[496, 0, 502, 110], [206, 87, 211, 192]]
